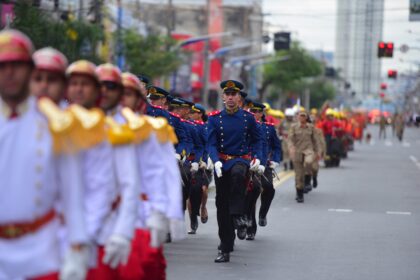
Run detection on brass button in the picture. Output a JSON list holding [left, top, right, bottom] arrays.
[[35, 198, 42, 206], [221, 145, 224, 148], [35, 165, 43, 173]]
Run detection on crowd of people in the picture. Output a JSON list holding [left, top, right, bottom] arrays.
[[0, 28, 371, 279]]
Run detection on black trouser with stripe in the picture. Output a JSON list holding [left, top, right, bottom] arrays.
[[245, 173, 262, 235], [189, 169, 205, 217]]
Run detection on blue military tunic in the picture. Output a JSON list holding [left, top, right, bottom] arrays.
[[207, 108, 263, 171], [262, 122, 282, 165]]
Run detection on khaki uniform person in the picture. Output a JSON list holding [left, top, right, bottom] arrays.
[[287, 111, 320, 203], [308, 127, 326, 190]]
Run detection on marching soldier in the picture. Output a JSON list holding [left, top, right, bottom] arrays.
[[0, 29, 89, 280], [207, 80, 262, 263], [287, 110, 320, 203], [281, 108, 295, 170], [305, 116, 326, 191], [257, 104, 282, 227]]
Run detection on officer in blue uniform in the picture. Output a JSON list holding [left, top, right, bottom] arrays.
[[258, 106, 282, 227], [244, 101, 268, 241], [207, 80, 263, 263], [186, 103, 209, 234]]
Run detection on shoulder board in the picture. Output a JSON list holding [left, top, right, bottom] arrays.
[[194, 120, 204, 125], [68, 104, 106, 149], [208, 110, 221, 116], [145, 116, 178, 144], [169, 111, 181, 118], [121, 107, 153, 144], [265, 122, 275, 126], [38, 97, 83, 154], [105, 116, 135, 146]]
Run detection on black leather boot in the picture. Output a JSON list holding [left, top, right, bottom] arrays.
[[296, 189, 304, 203], [188, 214, 198, 234], [214, 251, 230, 263], [313, 176, 318, 188], [304, 175, 312, 193]]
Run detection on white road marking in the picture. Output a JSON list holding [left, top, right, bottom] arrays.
[[409, 155, 420, 170], [402, 142, 411, 147], [385, 141, 393, 146], [328, 209, 353, 213], [386, 211, 412, 215]]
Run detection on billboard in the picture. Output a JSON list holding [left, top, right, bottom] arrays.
[[410, 0, 420, 21]]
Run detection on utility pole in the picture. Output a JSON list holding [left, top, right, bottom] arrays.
[[202, 0, 211, 108], [78, 0, 84, 20], [116, 0, 124, 69]]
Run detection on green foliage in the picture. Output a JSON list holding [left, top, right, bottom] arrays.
[[308, 80, 336, 109], [121, 29, 181, 78], [261, 42, 323, 100], [11, 1, 103, 63]]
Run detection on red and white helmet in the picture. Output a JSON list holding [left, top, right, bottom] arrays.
[[0, 29, 34, 63], [66, 60, 98, 83], [33, 47, 68, 74], [96, 63, 122, 85], [122, 72, 142, 93]]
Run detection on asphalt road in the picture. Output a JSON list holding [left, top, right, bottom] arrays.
[[165, 125, 420, 280]]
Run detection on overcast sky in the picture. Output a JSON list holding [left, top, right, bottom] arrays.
[[262, 0, 420, 75]]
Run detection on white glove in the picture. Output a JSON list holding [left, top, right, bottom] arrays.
[[103, 234, 131, 269], [214, 161, 223, 178], [175, 153, 181, 161], [257, 164, 265, 175], [207, 158, 214, 171], [60, 247, 89, 280], [169, 219, 186, 242], [181, 155, 187, 164], [146, 210, 169, 248], [249, 158, 260, 172], [199, 160, 207, 169], [269, 161, 279, 169], [190, 162, 199, 173]]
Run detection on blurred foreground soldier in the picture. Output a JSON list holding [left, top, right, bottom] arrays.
[[281, 108, 295, 170], [0, 29, 89, 280], [287, 111, 320, 203], [207, 80, 262, 263], [120, 72, 148, 113], [65, 62, 139, 279]]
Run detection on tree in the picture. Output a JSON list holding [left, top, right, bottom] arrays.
[[261, 42, 322, 101], [121, 29, 181, 78], [11, 1, 104, 63]]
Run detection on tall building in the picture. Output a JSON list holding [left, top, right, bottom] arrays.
[[335, 0, 384, 99]]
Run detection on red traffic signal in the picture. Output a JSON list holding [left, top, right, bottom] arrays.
[[379, 92, 385, 98], [388, 70, 397, 79], [378, 42, 394, 58], [380, 83, 387, 90]]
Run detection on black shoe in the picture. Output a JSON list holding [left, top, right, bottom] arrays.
[[313, 176, 318, 188], [190, 214, 198, 232], [258, 216, 267, 227], [237, 226, 247, 240], [188, 228, 196, 234], [304, 175, 312, 193], [296, 189, 304, 203], [246, 233, 255, 240], [214, 251, 230, 263]]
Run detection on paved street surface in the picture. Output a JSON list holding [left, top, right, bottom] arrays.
[[165, 125, 420, 280]]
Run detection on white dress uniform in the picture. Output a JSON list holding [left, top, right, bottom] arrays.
[[0, 97, 87, 279]]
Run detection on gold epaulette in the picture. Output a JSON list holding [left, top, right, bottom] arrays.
[[38, 97, 82, 154], [145, 116, 178, 144], [105, 116, 135, 146], [68, 104, 107, 149], [121, 107, 153, 144]]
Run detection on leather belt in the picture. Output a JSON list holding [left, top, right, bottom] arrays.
[[218, 152, 251, 161], [0, 209, 56, 239], [187, 154, 195, 161]]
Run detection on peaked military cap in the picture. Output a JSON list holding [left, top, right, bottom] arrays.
[[220, 80, 244, 93], [250, 101, 266, 111], [147, 86, 169, 97], [137, 74, 149, 85], [240, 91, 248, 98]]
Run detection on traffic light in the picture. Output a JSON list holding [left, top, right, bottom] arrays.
[[378, 42, 394, 58], [388, 70, 397, 79], [380, 83, 387, 90], [274, 32, 291, 51]]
